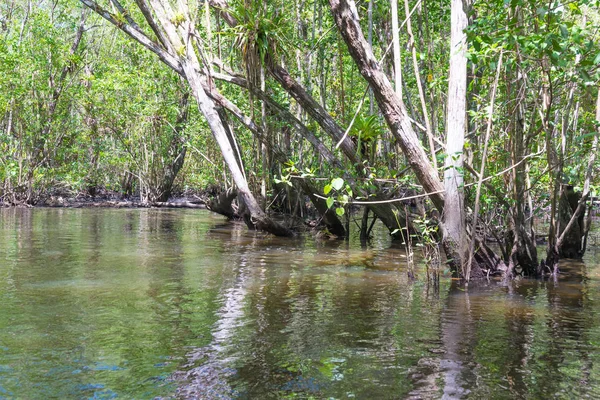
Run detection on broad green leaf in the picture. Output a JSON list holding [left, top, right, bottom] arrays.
[[326, 197, 334, 209], [331, 177, 344, 191]]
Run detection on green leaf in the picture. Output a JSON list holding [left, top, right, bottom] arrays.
[[336, 207, 345, 216], [559, 24, 569, 38], [324, 184, 332, 195], [326, 197, 334, 209], [331, 177, 344, 191]]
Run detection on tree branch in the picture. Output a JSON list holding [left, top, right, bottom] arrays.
[[79, 0, 183, 75]]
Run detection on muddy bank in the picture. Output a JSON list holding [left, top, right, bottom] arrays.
[[1, 187, 207, 209]]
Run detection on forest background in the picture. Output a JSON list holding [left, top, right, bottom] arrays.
[[1, 0, 599, 280]]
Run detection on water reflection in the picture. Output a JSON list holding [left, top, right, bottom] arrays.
[[0, 209, 599, 399], [431, 262, 600, 399]]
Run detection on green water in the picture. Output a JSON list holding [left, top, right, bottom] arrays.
[[1, 208, 600, 399]]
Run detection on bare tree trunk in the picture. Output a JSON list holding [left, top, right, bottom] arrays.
[[442, 0, 469, 278], [328, 0, 445, 212], [79, 0, 292, 236], [391, 0, 402, 98], [403, 0, 437, 172]]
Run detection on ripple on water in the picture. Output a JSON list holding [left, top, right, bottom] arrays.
[[3, 209, 600, 399]]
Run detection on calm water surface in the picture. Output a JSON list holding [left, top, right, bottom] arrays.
[[1, 208, 600, 399]]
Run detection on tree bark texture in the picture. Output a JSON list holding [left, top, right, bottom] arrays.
[[328, 0, 445, 212], [442, 0, 469, 278]]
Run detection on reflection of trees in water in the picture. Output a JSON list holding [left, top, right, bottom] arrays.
[[5, 210, 600, 398], [0, 209, 122, 397], [163, 217, 600, 398], [175, 228, 446, 398], [427, 263, 595, 399], [175, 222, 256, 398], [142, 210, 192, 349], [440, 283, 476, 399], [534, 261, 594, 398]]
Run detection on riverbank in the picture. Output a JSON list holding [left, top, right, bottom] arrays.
[[1, 188, 208, 209]]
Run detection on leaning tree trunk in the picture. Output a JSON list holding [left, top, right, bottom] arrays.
[[208, 0, 411, 237], [328, 0, 512, 277], [328, 0, 445, 212], [171, 48, 290, 235], [80, 0, 292, 236]]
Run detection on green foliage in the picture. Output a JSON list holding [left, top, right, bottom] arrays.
[[225, 1, 292, 67], [0, 1, 87, 203], [275, 160, 315, 187], [0, 0, 598, 247], [323, 177, 353, 217]]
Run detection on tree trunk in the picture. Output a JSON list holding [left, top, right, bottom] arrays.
[[404, 0, 437, 172], [328, 0, 445, 213], [556, 186, 583, 258], [442, 0, 469, 278], [80, 0, 292, 236], [391, 0, 402, 98]]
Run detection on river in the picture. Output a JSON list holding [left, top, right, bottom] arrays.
[[1, 208, 600, 399]]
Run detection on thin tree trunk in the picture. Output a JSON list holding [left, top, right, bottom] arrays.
[[442, 0, 469, 278], [467, 52, 503, 278], [403, 0, 437, 172], [391, 0, 402, 98], [368, 0, 374, 114]]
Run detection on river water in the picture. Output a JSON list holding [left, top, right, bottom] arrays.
[[1, 208, 600, 399]]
